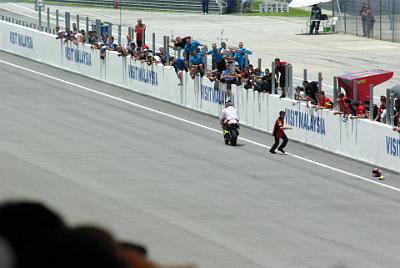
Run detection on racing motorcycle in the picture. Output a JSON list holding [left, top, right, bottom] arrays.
[[223, 120, 240, 146]]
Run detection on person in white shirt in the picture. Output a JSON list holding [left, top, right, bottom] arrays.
[[220, 99, 239, 139], [220, 99, 238, 124], [72, 23, 79, 35]]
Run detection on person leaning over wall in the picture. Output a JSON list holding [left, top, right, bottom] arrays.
[[393, 99, 400, 132], [274, 58, 291, 98], [301, 80, 319, 104], [349, 100, 368, 119], [314, 91, 333, 111], [169, 36, 191, 55], [334, 93, 352, 116], [375, 96, 387, 123]]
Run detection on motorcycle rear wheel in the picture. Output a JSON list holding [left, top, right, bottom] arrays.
[[230, 130, 238, 146]]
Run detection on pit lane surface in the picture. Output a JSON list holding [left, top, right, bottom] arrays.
[[0, 51, 399, 268]]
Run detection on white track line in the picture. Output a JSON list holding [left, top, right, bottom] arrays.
[[0, 58, 399, 193], [7, 2, 37, 13], [1, 6, 40, 21], [5, 2, 65, 22]]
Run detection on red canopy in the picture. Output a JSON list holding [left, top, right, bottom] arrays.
[[338, 69, 393, 101]]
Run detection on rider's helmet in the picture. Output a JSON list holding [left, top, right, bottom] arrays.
[[225, 98, 232, 107]]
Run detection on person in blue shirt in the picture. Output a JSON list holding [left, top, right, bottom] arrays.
[[190, 50, 204, 65], [189, 50, 204, 79], [234, 42, 252, 71], [184, 39, 201, 61], [171, 56, 187, 86], [207, 43, 223, 70]]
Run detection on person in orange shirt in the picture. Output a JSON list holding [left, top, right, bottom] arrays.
[[270, 111, 292, 154], [350, 100, 368, 119], [334, 93, 352, 116], [315, 91, 333, 111]]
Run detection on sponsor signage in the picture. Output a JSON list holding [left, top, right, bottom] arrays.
[[285, 108, 326, 135], [128, 64, 158, 86], [65, 47, 92, 66], [9, 32, 33, 49], [386, 136, 400, 158], [259, 3, 289, 13], [200, 84, 232, 105]]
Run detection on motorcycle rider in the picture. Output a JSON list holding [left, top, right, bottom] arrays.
[[220, 99, 239, 142]]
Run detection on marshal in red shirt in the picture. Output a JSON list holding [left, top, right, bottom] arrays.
[[273, 118, 285, 138]]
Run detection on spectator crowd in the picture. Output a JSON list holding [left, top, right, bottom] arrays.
[[54, 17, 400, 132], [0, 200, 194, 268], [295, 79, 399, 130]]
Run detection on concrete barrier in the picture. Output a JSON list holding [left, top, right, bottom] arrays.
[[1, 21, 399, 172]]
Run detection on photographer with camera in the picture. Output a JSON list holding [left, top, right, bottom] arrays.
[[220, 61, 241, 92], [234, 42, 252, 71]]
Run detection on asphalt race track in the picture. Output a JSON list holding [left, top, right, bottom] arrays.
[[0, 51, 399, 268]]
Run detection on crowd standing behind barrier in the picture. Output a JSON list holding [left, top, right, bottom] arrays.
[[0, 11, 399, 172], [50, 11, 399, 132], [4, 4, 399, 124]]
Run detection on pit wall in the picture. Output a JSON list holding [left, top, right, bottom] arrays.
[[1, 21, 399, 172]]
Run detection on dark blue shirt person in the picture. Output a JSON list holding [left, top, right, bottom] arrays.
[[208, 44, 223, 62], [174, 58, 185, 72], [190, 51, 204, 65], [184, 40, 201, 58]]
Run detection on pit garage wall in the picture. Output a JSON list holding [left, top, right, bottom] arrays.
[[1, 21, 399, 172]]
